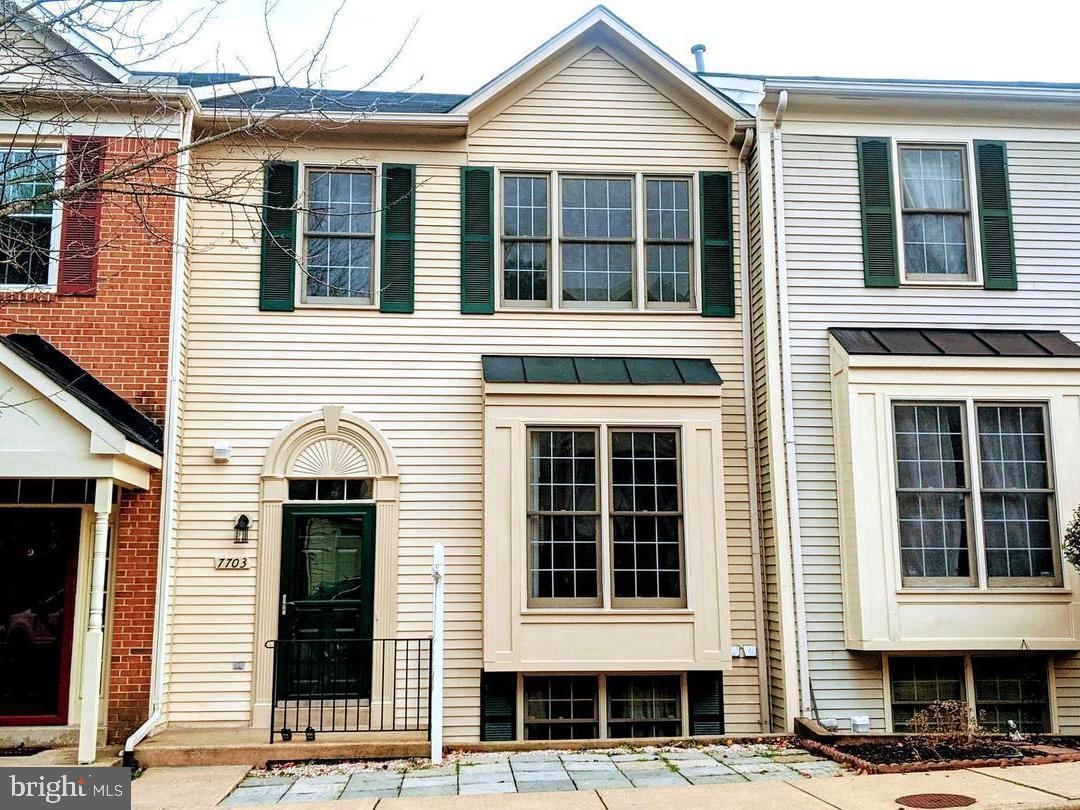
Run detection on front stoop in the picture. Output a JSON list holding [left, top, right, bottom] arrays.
[[133, 727, 429, 768]]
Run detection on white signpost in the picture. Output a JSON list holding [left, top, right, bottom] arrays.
[[430, 543, 445, 764]]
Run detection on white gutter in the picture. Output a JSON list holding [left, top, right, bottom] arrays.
[[123, 102, 193, 765], [770, 90, 812, 717], [736, 126, 772, 730]]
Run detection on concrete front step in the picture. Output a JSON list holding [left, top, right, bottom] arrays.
[[134, 727, 428, 768]]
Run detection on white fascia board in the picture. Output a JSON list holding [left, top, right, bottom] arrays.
[[449, 6, 750, 122], [199, 108, 468, 128], [764, 78, 1080, 104], [0, 343, 161, 468]]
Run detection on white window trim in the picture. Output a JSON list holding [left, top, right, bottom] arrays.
[[295, 162, 380, 310], [892, 139, 985, 288], [523, 422, 687, 611], [886, 396, 1062, 592], [882, 652, 1057, 734], [493, 167, 701, 313], [0, 146, 63, 292]]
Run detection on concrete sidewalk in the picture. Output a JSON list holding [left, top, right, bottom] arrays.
[[132, 760, 1080, 809]]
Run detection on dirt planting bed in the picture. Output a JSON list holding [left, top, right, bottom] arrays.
[[800, 736, 1080, 774]]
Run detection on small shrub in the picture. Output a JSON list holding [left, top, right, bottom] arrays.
[[908, 701, 980, 736], [1064, 504, 1080, 571]]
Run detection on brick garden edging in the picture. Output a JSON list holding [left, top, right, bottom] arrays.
[[799, 737, 1080, 774]]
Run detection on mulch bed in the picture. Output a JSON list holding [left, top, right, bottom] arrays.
[[0, 745, 45, 758], [800, 736, 1080, 774]]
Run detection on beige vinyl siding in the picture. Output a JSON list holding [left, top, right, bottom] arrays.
[[747, 145, 785, 730], [780, 131, 1080, 731], [169, 46, 762, 740]]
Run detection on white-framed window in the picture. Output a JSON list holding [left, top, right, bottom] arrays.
[[886, 654, 1052, 733], [0, 148, 61, 290], [496, 169, 697, 312], [891, 400, 1060, 588], [896, 143, 978, 284], [300, 166, 377, 305], [526, 425, 685, 609]]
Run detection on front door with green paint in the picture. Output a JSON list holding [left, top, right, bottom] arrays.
[[278, 505, 376, 701]]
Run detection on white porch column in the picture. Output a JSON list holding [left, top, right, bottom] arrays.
[[79, 478, 113, 764]]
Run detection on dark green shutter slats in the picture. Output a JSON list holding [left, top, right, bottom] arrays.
[[688, 671, 725, 736], [975, 140, 1017, 291], [856, 137, 900, 288], [259, 161, 297, 311], [480, 671, 516, 741], [380, 163, 416, 313], [699, 171, 735, 317], [460, 166, 495, 314]]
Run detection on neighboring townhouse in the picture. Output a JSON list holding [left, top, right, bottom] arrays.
[[704, 68, 1080, 733], [0, 14, 191, 762], [159, 6, 773, 746]]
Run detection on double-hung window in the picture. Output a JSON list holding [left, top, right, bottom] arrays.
[[303, 168, 375, 303], [0, 149, 60, 289], [527, 426, 685, 608], [497, 172, 697, 310], [561, 177, 634, 306], [502, 175, 550, 304], [644, 178, 692, 304], [899, 145, 974, 281], [892, 401, 1059, 588]]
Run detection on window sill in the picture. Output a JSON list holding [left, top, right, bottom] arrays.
[[0, 286, 57, 302], [897, 586, 1070, 596], [522, 608, 693, 617], [898, 279, 983, 289], [494, 306, 701, 316], [297, 300, 378, 311]]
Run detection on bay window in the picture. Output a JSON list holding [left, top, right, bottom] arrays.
[[527, 425, 685, 608], [892, 401, 1059, 588]]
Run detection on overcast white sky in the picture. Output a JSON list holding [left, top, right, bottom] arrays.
[[142, 0, 1080, 93]]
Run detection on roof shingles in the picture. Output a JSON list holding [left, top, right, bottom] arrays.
[[482, 355, 722, 385], [830, 327, 1080, 358]]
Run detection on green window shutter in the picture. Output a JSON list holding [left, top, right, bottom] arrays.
[[974, 140, 1017, 291], [460, 166, 494, 314], [480, 671, 516, 741], [259, 160, 297, 311], [380, 163, 416, 313], [699, 171, 735, 317], [856, 137, 900, 287], [688, 671, 724, 736]]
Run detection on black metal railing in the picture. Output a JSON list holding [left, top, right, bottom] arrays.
[[266, 637, 432, 742]]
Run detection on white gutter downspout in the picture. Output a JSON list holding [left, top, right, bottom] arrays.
[[736, 127, 771, 731], [771, 90, 813, 718], [123, 103, 194, 766]]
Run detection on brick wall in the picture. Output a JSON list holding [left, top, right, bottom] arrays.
[[0, 137, 177, 742]]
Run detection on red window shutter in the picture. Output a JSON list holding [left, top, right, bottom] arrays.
[[57, 136, 105, 296]]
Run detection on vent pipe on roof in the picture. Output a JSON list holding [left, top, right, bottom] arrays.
[[691, 44, 706, 73]]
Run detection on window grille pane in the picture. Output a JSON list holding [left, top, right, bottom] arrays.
[[645, 178, 691, 240], [893, 405, 971, 580], [973, 657, 1050, 733], [0, 217, 51, 286], [307, 170, 373, 234], [524, 676, 599, 740], [646, 243, 691, 303], [287, 478, 374, 501], [977, 406, 1056, 580], [607, 676, 682, 738], [900, 147, 970, 277], [889, 656, 965, 732], [528, 430, 599, 601], [644, 178, 692, 304], [503, 241, 549, 302], [611, 430, 682, 601], [561, 242, 633, 303], [306, 236, 372, 298], [503, 176, 548, 239]]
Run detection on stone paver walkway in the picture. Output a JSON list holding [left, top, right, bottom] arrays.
[[220, 744, 846, 804]]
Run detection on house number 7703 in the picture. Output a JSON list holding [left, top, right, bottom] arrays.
[[214, 557, 250, 570]]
